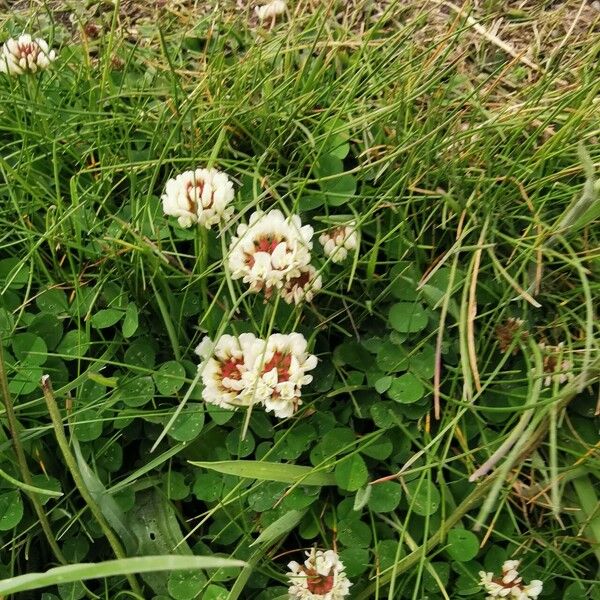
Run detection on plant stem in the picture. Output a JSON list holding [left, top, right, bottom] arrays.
[[220, 227, 238, 309], [40, 374, 142, 596], [198, 226, 209, 311], [0, 344, 66, 565]]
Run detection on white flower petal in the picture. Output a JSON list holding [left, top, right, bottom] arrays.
[[0, 34, 56, 76], [227, 209, 315, 298], [320, 223, 359, 264], [162, 168, 235, 230]]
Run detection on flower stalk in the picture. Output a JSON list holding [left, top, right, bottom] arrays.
[[0, 345, 66, 565]]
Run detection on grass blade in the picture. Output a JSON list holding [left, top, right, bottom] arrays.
[[0, 555, 246, 595], [190, 460, 336, 486]]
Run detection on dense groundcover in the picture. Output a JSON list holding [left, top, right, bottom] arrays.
[[0, 2, 599, 599]]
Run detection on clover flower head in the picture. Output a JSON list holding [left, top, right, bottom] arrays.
[[0, 34, 56, 76], [255, 0, 287, 21], [162, 167, 235, 229], [196, 332, 316, 419], [195, 333, 264, 409], [258, 333, 317, 418], [281, 264, 322, 305], [539, 342, 573, 388], [495, 317, 527, 354], [319, 222, 359, 264], [287, 548, 351, 600], [228, 209, 316, 301], [479, 560, 543, 600]]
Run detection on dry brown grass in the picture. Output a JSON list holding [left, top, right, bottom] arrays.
[[4, 0, 599, 88]]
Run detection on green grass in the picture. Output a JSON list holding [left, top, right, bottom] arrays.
[[0, 1, 599, 599]]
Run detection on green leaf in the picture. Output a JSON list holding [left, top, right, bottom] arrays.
[[203, 584, 229, 600], [12, 333, 47, 366], [325, 120, 350, 159], [57, 330, 90, 360], [129, 491, 190, 554], [29, 314, 64, 351], [71, 436, 137, 553], [298, 193, 325, 211], [315, 154, 343, 177], [154, 361, 186, 396], [62, 536, 90, 562], [376, 340, 409, 373], [405, 479, 440, 516], [389, 302, 428, 333], [370, 402, 403, 429], [386, 373, 425, 404], [315, 154, 356, 205], [446, 528, 480, 562], [0, 257, 29, 290], [390, 263, 420, 301], [353, 485, 372, 511], [423, 562, 451, 591], [122, 303, 139, 338], [323, 174, 357, 206], [8, 365, 43, 395], [0, 490, 23, 530], [73, 407, 103, 442], [57, 581, 85, 600], [410, 344, 436, 379], [338, 547, 370, 578], [162, 471, 189, 501], [334, 454, 368, 491], [335, 342, 374, 372], [168, 404, 204, 442], [206, 401, 235, 425], [191, 460, 336, 486], [0, 307, 14, 339], [36, 288, 69, 314], [374, 376, 392, 393], [329, 140, 350, 160], [310, 428, 355, 464], [376, 539, 403, 572], [337, 518, 372, 548], [226, 430, 255, 457], [368, 482, 402, 512], [0, 556, 246, 596], [168, 569, 206, 600], [128, 488, 195, 595], [96, 441, 123, 473], [360, 437, 393, 460], [251, 509, 306, 547], [119, 377, 155, 408], [125, 337, 156, 368], [91, 308, 124, 330], [193, 472, 223, 502]]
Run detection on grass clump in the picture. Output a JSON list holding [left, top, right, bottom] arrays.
[[0, 1, 598, 599]]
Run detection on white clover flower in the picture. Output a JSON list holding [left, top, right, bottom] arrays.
[[287, 548, 351, 600], [259, 333, 317, 419], [162, 168, 235, 229], [281, 264, 322, 305], [539, 342, 573, 387], [195, 332, 316, 418], [195, 333, 264, 410], [0, 34, 56, 76], [228, 209, 314, 298], [522, 581, 543, 599], [319, 222, 359, 264], [255, 0, 287, 21], [479, 560, 543, 600]]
